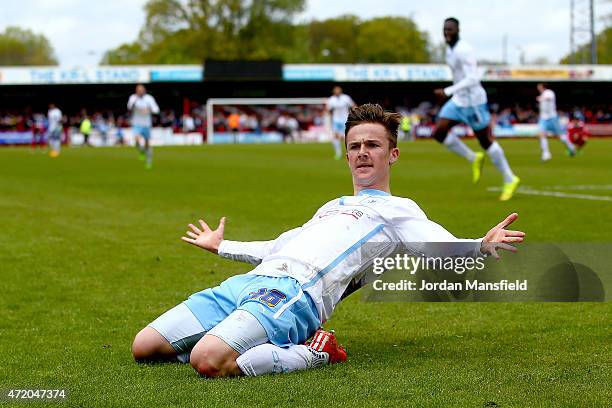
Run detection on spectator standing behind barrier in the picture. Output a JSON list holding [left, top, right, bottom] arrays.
[[400, 115, 412, 141], [96, 114, 109, 146], [114, 121, 125, 146], [228, 111, 240, 143], [80, 113, 92, 146]]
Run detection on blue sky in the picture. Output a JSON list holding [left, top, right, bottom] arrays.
[[1, 0, 610, 66]]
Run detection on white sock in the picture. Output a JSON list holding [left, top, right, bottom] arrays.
[[559, 133, 576, 153], [146, 146, 153, 164], [332, 138, 341, 157], [539, 136, 550, 155], [486, 141, 515, 183], [443, 132, 476, 162], [236, 344, 328, 376]]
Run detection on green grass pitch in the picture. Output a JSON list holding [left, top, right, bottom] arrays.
[[1, 139, 610, 407]]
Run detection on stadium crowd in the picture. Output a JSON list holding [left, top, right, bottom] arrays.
[[1, 102, 610, 142]]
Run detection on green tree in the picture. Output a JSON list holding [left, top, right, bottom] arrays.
[[306, 15, 430, 63], [0, 26, 58, 66], [355, 17, 430, 63], [103, 1, 433, 64], [561, 27, 612, 64], [307, 15, 360, 63], [103, 43, 144, 65], [103, 0, 306, 64]]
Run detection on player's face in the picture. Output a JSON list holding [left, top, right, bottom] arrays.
[[136, 85, 145, 96], [346, 123, 399, 189], [537, 84, 545, 93], [333, 86, 342, 96], [443, 21, 459, 45]]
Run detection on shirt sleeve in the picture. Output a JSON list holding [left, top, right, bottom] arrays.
[[543, 90, 554, 100], [148, 96, 160, 114], [217, 227, 303, 265], [127, 95, 136, 110], [392, 202, 483, 258], [444, 47, 481, 97]]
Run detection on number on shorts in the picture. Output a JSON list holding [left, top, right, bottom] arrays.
[[248, 288, 287, 307]]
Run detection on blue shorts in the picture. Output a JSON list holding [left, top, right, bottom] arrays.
[[48, 128, 62, 141], [183, 274, 320, 348], [539, 117, 562, 135], [332, 120, 346, 134], [439, 100, 491, 131], [133, 125, 151, 140]]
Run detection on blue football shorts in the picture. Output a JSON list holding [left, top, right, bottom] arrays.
[[439, 100, 491, 131], [538, 117, 562, 135], [149, 273, 321, 360], [132, 125, 151, 140], [332, 120, 346, 135]]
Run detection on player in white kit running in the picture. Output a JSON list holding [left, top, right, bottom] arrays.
[[536, 83, 576, 161], [127, 84, 160, 169], [131, 104, 525, 378], [47, 103, 63, 158], [327, 86, 356, 160], [432, 18, 520, 201]]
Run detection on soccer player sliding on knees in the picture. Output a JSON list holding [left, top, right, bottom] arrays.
[[132, 104, 525, 377]]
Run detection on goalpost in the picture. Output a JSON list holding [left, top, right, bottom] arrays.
[[205, 97, 330, 144]]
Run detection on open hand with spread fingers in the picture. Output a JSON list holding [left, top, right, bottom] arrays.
[[181, 217, 226, 254], [480, 213, 526, 259]]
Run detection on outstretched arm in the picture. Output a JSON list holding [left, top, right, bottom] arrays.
[[343, 212, 526, 298], [395, 211, 525, 259], [180, 217, 302, 265]]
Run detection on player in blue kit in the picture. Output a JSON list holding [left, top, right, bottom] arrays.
[[132, 104, 525, 377]]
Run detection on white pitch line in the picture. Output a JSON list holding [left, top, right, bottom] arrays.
[[487, 186, 612, 202], [545, 185, 612, 191]]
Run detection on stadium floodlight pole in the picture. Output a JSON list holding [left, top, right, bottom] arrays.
[[570, 0, 575, 64], [570, 0, 596, 64], [590, 0, 597, 64], [205, 97, 328, 144]]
